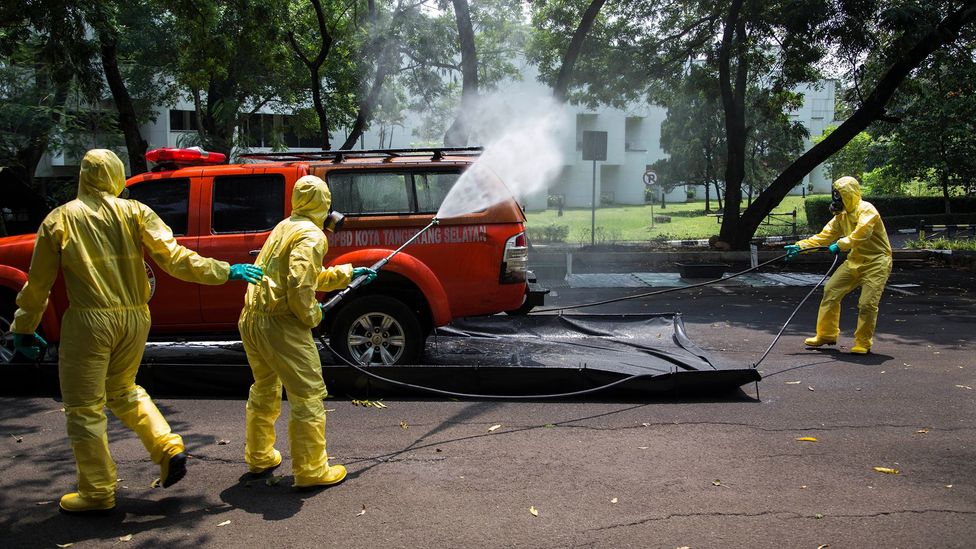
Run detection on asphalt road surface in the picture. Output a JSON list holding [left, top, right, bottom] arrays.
[[1, 261, 974, 548]]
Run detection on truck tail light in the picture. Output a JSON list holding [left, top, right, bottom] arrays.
[[500, 231, 528, 283], [146, 147, 226, 167]]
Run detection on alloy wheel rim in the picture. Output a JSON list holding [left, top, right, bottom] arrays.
[[0, 316, 15, 363], [346, 312, 406, 365]]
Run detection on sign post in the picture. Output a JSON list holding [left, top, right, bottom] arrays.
[[643, 169, 657, 230], [581, 131, 607, 246]]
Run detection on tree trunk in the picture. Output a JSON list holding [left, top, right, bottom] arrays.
[[199, 64, 242, 160], [341, 44, 395, 150], [310, 66, 330, 150], [717, 0, 747, 244], [723, 0, 976, 250], [288, 0, 332, 150], [704, 179, 711, 212], [17, 62, 70, 196], [98, 28, 148, 174], [552, 0, 608, 103], [940, 170, 952, 215], [444, 0, 479, 146]]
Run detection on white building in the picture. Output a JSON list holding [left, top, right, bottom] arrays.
[[35, 73, 837, 210]]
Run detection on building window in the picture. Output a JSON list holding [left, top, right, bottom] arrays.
[[239, 114, 317, 149], [126, 178, 191, 236], [169, 109, 198, 132], [211, 174, 285, 233]]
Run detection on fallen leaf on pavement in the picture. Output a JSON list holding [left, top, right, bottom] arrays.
[[488, 424, 501, 432], [915, 428, 929, 434], [711, 480, 722, 486], [529, 506, 539, 517], [785, 381, 801, 385], [817, 544, 830, 548], [119, 534, 133, 542], [808, 386, 815, 391], [357, 504, 366, 517], [873, 467, 899, 474], [217, 520, 231, 527], [399, 421, 409, 429], [217, 439, 230, 445], [796, 437, 818, 442], [955, 385, 973, 390], [610, 497, 618, 504]]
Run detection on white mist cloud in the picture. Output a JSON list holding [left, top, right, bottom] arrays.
[[437, 93, 568, 219]]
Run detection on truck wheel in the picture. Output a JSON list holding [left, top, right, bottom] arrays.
[[504, 294, 534, 316], [329, 296, 423, 366], [1, 294, 15, 363]]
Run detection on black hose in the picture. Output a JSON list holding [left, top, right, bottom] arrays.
[[532, 248, 826, 313]]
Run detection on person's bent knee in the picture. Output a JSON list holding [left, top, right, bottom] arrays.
[[288, 394, 326, 422]]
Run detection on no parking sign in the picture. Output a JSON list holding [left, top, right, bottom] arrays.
[[643, 170, 657, 186]]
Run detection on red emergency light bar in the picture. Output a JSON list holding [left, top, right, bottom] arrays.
[[146, 148, 226, 166]]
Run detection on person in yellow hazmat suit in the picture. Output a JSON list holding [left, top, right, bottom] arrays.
[[239, 175, 376, 488], [10, 149, 263, 515], [783, 176, 892, 354]]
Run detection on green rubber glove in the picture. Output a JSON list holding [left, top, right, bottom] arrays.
[[13, 332, 47, 360], [828, 242, 841, 255], [352, 267, 377, 285], [783, 244, 801, 261], [229, 264, 264, 284]]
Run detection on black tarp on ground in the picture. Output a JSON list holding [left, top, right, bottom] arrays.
[[1, 314, 760, 398]]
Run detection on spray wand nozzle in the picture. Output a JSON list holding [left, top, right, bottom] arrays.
[[320, 217, 440, 313]]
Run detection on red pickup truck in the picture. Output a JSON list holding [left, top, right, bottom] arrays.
[[0, 147, 546, 365]]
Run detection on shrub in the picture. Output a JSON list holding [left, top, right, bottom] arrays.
[[527, 223, 569, 243], [804, 195, 976, 229]]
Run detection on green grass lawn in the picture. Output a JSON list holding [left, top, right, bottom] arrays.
[[525, 196, 812, 243]]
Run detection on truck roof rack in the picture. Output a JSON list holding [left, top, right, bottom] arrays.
[[239, 147, 483, 164]]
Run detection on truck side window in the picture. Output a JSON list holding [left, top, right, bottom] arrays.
[[328, 172, 412, 215], [126, 178, 190, 236], [212, 174, 284, 233], [414, 172, 460, 213]]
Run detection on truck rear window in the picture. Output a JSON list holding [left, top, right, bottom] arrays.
[[126, 178, 190, 236], [327, 170, 460, 215], [212, 174, 285, 233]]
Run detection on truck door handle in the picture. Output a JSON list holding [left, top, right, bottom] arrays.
[[249, 249, 261, 256]]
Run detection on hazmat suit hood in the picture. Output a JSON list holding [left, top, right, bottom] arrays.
[[832, 176, 861, 215], [291, 175, 331, 227], [78, 149, 127, 200]]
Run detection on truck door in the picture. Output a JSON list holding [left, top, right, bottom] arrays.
[[197, 172, 287, 326], [124, 177, 203, 326]]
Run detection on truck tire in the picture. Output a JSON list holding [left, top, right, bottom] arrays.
[[329, 296, 423, 366], [1, 292, 18, 363], [504, 294, 534, 316]]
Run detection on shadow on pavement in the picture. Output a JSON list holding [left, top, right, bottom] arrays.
[[6, 496, 233, 548]]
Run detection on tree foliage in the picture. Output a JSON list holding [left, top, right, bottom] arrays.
[[877, 38, 976, 209], [814, 126, 873, 182]]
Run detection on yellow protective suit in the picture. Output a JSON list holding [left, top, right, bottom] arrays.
[[239, 175, 352, 486], [12, 149, 231, 505], [796, 176, 892, 352]]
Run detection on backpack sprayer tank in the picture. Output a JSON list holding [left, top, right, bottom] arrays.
[[319, 217, 440, 313]]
